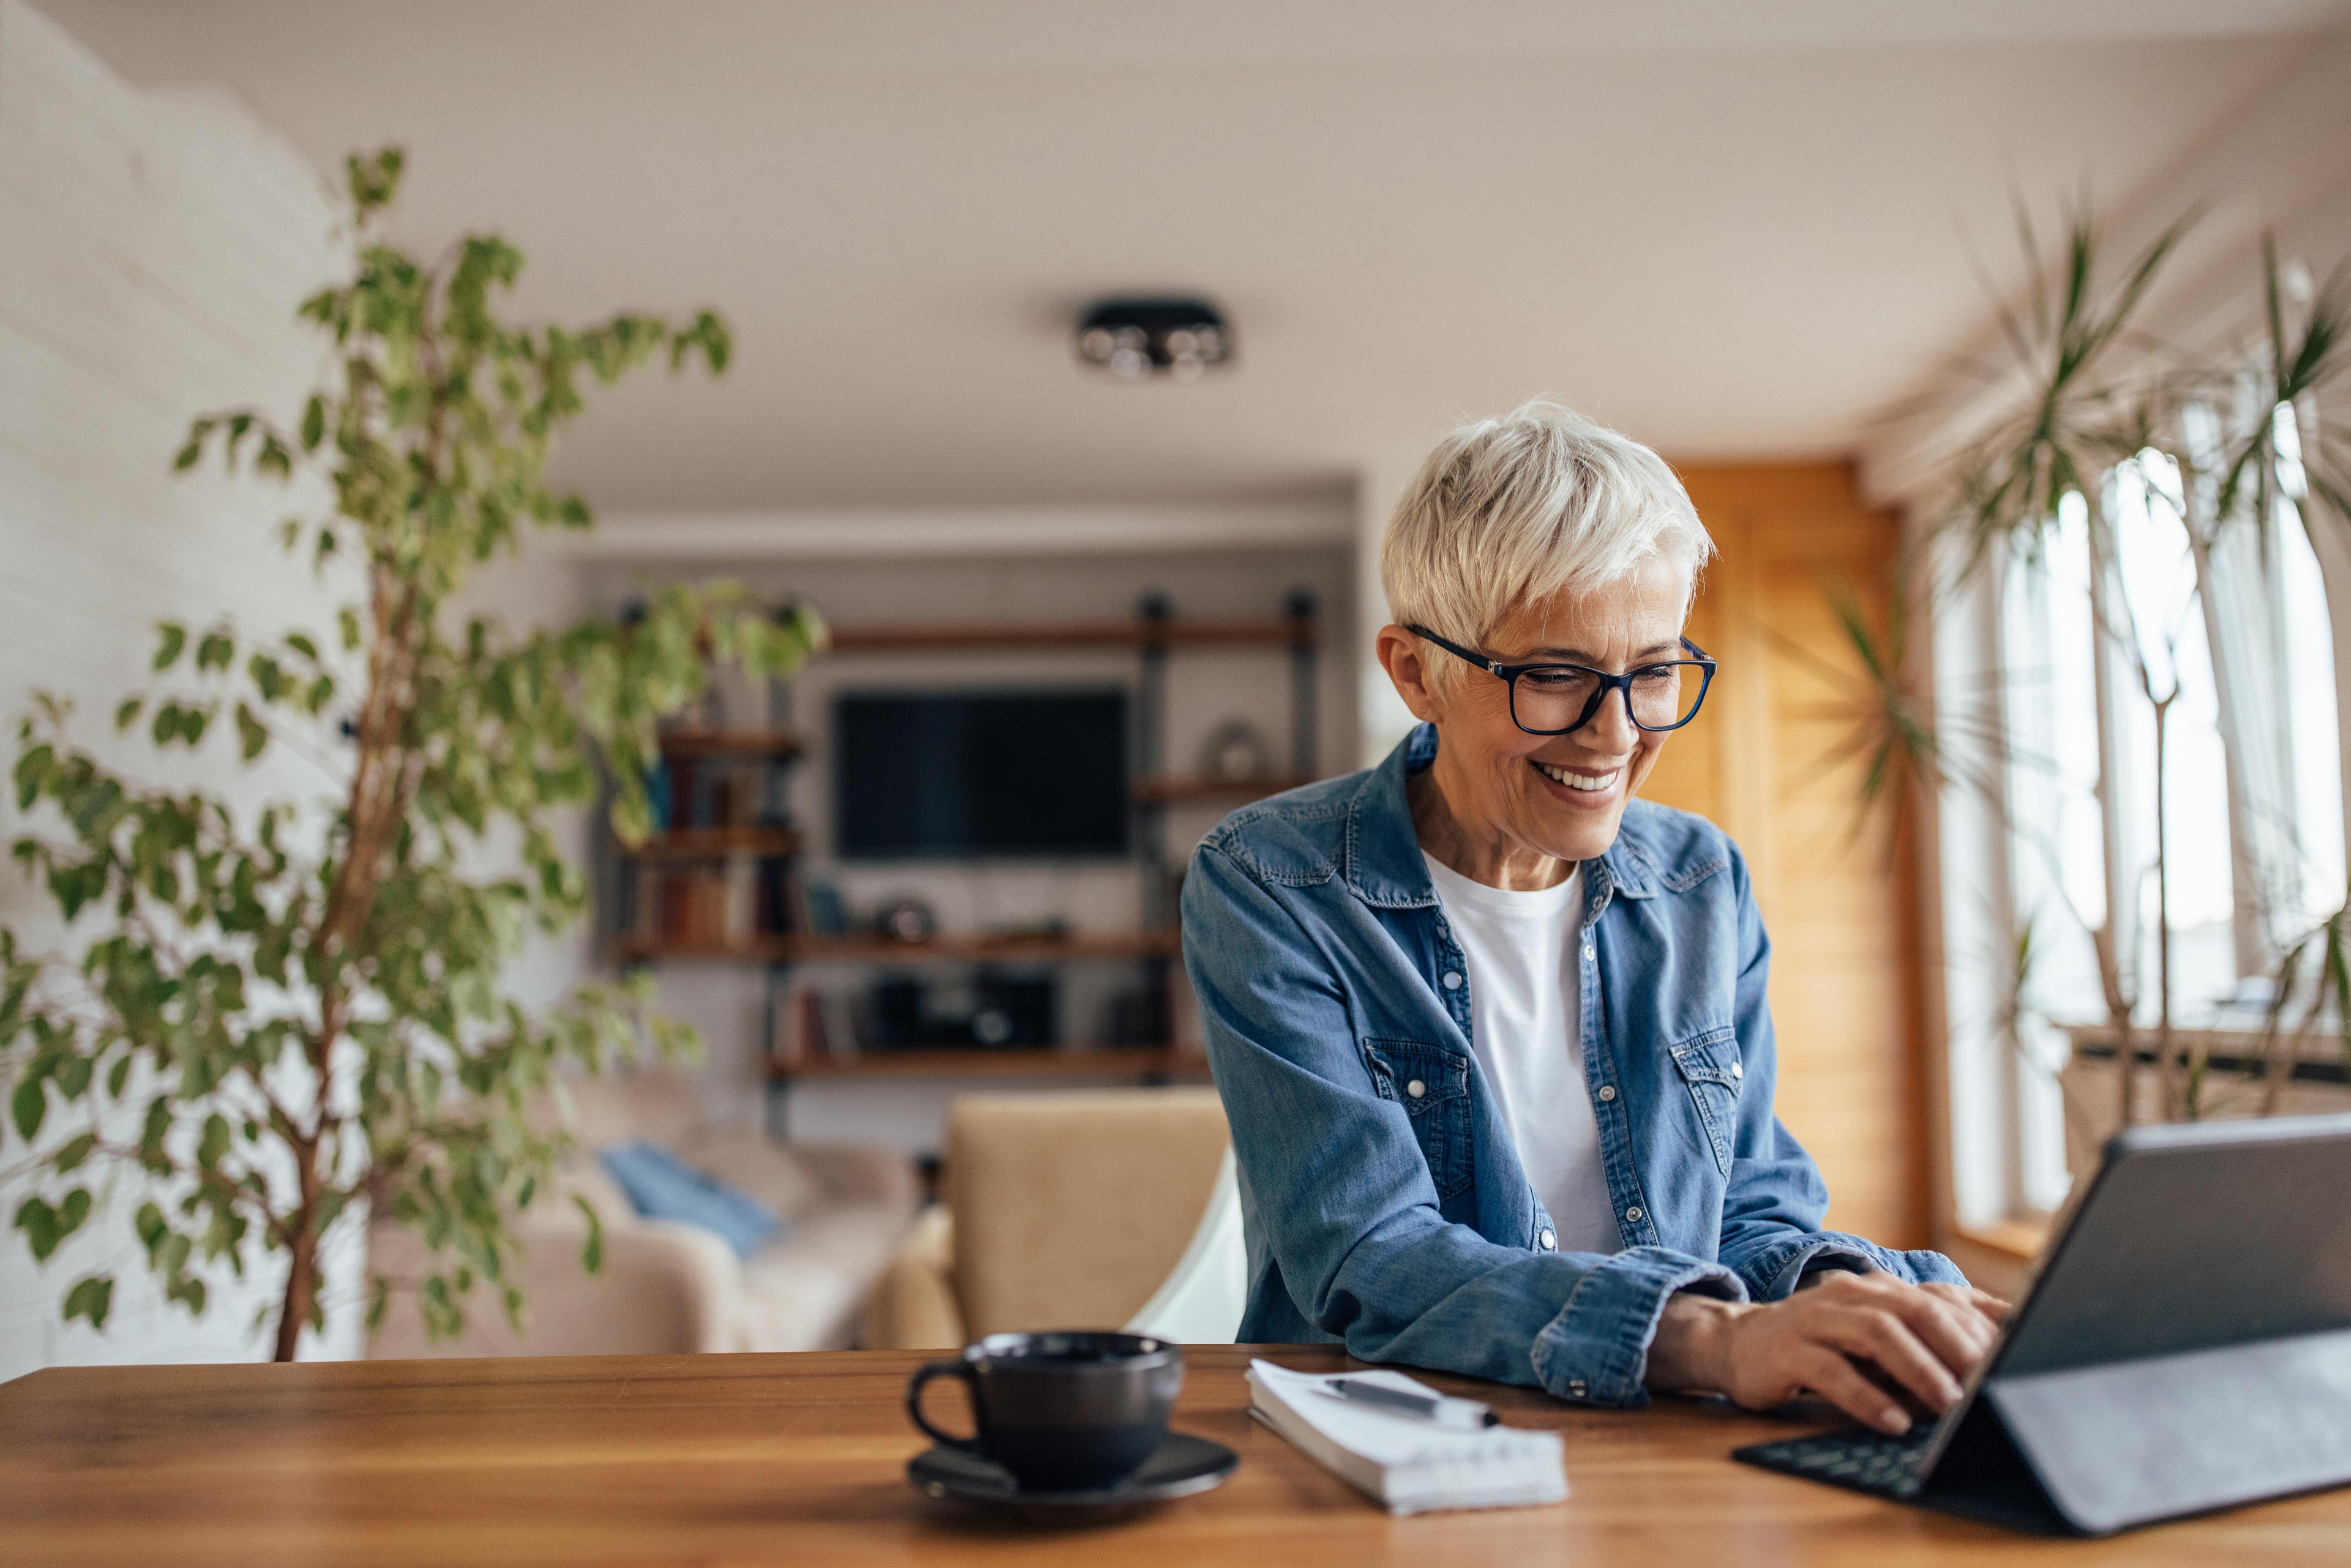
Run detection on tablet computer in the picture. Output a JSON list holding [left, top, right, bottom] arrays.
[[1734, 1111, 2351, 1534]]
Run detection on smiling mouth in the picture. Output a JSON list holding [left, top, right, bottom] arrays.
[[1532, 759, 1621, 793]]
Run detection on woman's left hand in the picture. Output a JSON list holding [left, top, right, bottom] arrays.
[[1648, 1270, 2009, 1435]]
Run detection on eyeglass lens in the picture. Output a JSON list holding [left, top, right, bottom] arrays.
[[1512, 664, 1705, 733]]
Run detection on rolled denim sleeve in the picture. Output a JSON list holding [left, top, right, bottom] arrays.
[[1184, 842, 1742, 1405], [1713, 844, 1969, 1299]]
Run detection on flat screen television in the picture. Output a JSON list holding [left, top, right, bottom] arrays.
[[833, 689, 1131, 859]]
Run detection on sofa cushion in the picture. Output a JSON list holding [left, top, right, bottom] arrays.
[[534, 1071, 707, 1151], [858, 1204, 964, 1351], [553, 1160, 636, 1227], [678, 1126, 828, 1223], [737, 1201, 921, 1351], [599, 1141, 786, 1259]]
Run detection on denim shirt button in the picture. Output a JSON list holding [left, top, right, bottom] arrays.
[[1441, 970, 1463, 990], [1567, 1379, 1588, 1399], [1732, 1060, 1744, 1079], [1624, 1206, 1644, 1224], [1406, 1079, 1427, 1099], [1537, 1228, 1556, 1251], [1596, 1085, 1616, 1102], [1581, 944, 1595, 962]]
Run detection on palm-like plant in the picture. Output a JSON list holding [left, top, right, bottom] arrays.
[[1841, 200, 2351, 1135]]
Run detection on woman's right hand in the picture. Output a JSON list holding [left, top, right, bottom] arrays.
[[1644, 1271, 2008, 1435]]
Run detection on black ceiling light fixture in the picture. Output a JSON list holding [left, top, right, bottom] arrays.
[[1074, 296, 1234, 381]]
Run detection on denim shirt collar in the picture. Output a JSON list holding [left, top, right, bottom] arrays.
[[1340, 723, 1662, 913]]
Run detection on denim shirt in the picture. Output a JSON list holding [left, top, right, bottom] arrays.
[[1180, 723, 1964, 1406]]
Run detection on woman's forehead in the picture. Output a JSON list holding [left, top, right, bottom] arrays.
[[1490, 559, 1692, 657]]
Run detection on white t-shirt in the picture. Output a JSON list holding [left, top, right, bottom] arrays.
[[1422, 854, 1624, 1256]]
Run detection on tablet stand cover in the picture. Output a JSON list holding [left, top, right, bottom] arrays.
[[1947, 1325, 2351, 1534]]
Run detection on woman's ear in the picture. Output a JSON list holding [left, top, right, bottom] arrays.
[[1375, 624, 1444, 725]]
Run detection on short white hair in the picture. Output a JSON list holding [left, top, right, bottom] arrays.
[[1379, 401, 1713, 683]]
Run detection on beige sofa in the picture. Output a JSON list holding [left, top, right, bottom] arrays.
[[369, 1072, 923, 1358], [861, 1087, 1232, 1350]]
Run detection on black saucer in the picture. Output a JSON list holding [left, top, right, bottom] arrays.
[[907, 1431, 1239, 1521]]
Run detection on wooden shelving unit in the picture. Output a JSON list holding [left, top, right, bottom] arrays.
[[618, 931, 1180, 965], [770, 1046, 1210, 1083], [655, 728, 804, 761], [828, 618, 1311, 653], [606, 593, 1318, 1135], [621, 827, 801, 858], [1131, 775, 1314, 806]]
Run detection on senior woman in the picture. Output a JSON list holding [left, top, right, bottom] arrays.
[[1182, 401, 2003, 1436]]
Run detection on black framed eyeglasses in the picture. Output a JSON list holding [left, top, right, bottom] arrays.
[[1408, 625, 1717, 737]]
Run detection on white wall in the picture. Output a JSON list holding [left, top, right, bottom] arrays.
[[0, 0, 361, 1375], [1352, 448, 1427, 769]]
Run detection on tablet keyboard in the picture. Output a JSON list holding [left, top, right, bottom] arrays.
[[1733, 1424, 1938, 1501]]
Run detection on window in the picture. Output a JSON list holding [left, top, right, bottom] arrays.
[[1937, 405, 2344, 1224]]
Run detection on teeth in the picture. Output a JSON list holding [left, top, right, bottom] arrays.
[[1535, 760, 1619, 793]]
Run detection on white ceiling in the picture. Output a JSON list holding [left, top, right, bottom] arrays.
[[36, 1, 2351, 511]]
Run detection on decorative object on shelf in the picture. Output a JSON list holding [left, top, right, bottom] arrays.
[[877, 897, 939, 945], [1196, 719, 1273, 782], [868, 975, 931, 1049], [798, 878, 849, 936], [0, 146, 823, 1360], [989, 916, 1074, 945], [863, 970, 1060, 1050], [1106, 986, 1172, 1049], [1074, 296, 1234, 381], [973, 970, 1057, 1048]]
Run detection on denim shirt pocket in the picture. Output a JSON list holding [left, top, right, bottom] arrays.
[[1361, 1038, 1474, 1199], [1668, 1025, 1742, 1176]]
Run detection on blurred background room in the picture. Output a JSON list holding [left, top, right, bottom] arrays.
[[6, 0, 2351, 1377]]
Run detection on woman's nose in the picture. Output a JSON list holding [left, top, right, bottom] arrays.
[[1581, 683, 1641, 749]]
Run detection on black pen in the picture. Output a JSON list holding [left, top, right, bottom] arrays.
[[1322, 1378, 1500, 1429]]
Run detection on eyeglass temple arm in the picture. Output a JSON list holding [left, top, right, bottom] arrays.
[[1406, 625, 1504, 673]]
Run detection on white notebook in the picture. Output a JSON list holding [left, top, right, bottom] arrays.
[[1246, 1359, 1569, 1516]]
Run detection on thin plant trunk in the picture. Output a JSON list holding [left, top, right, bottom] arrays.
[[272, 1232, 318, 1362], [2261, 1012, 2309, 1117], [2105, 935, 2139, 1130], [2151, 696, 2180, 1120], [2081, 482, 2143, 1131]]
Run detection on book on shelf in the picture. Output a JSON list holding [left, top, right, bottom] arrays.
[[796, 877, 848, 936], [723, 857, 759, 945], [641, 746, 793, 836], [776, 982, 869, 1067], [771, 980, 828, 1068], [626, 854, 796, 950], [818, 988, 861, 1060]]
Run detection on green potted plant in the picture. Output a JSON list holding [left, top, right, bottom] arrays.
[[1840, 203, 2350, 1145], [1, 148, 821, 1359]]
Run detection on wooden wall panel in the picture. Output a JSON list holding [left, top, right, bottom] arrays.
[[1641, 464, 1929, 1249]]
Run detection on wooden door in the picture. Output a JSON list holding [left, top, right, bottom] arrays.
[[1638, 464, 1929, 1248]]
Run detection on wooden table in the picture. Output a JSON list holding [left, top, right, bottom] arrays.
[[6, 1345, 2348, 1565]]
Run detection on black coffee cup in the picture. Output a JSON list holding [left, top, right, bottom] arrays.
[[905, 1330, 1183, 1491]]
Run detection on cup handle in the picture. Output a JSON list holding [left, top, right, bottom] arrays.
[[906, 1360, 983, 1452]]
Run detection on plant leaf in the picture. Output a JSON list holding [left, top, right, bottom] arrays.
[[574, 1195, 603, 1274], [11, 1076, 44, 1142], [62, 1275, 113, 1329]]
